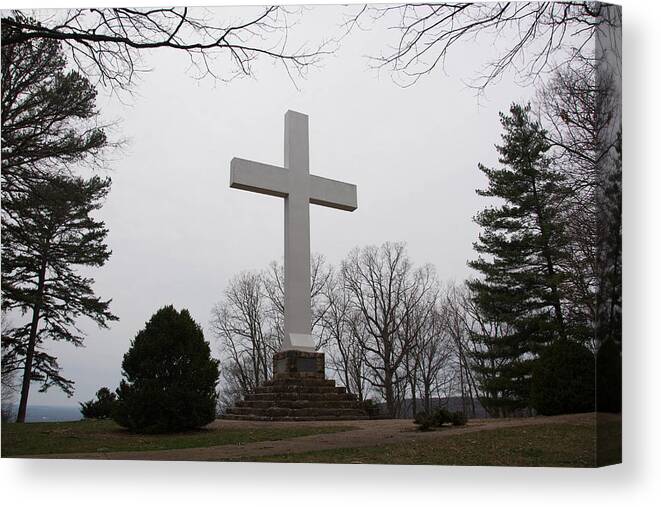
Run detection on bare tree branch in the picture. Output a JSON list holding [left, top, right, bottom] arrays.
[[344, 2, 620, 90], [2, 6, 334, 90]]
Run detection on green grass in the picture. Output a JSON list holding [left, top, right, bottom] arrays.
[[0, 419, 355, 457], [251, 421, 621, 467]]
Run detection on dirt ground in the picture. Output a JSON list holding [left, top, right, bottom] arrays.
[[24, 412, 613, 462]]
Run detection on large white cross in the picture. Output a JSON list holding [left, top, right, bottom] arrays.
[[230, 110, 358, 352]]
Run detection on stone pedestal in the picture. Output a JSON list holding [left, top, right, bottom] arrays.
[[273, 350, 325, 379], [223, 350, 371, 421]]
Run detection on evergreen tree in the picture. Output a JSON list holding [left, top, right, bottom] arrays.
[[80, 387, 117, 419], [1, 22, 107, 200], [1, 175, 117, 423], [468, 103, 571, 415], [530, 339, 595, 415], [113, 306, 220, 434]]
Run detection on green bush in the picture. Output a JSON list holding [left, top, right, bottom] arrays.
[[530, 339, 595, 416], [80, 387, 117, 419], [414, 409, 467, 431], [450, 411, 467, 426], [414, 412, 434, 431], [433, 407, 453, 426], [113, 306, 220, 433]]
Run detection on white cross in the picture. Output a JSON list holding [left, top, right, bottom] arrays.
[[230, 110, 358, 352]]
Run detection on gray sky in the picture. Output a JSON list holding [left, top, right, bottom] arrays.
[[24, 4, 537, 407]]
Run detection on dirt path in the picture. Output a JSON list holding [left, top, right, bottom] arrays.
[[28, 412, 607, 462]]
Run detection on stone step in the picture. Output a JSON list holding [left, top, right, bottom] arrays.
[[236, 399, 360, 409], [226, 406, 369, 418], [263, 377, 337, 387], [245, 391, 357, 402], [254, 385, 342, 394], [220, 413, 370, 422]]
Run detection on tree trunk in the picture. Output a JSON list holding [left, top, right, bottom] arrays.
[[384, 371, 396, 418], [16, 259, 47, 423], [411, 389, 417, 418], [531, 177, 566, 339], [409, 368, 417, 417], [424, 384, 431, 414]]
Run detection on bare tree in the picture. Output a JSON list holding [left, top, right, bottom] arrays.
[[443, 281, 519, 417], [401, 331, 421, 416], [210, 270, 274, 401], [215, 360, 249, 416], [400, 284, 438, 416], [321, 270, 369, 401], [416, 305, 454, 415], [443, 282, 482, 416], [262, 260, 286, 347], [538, 58, 618, 190], [262, 254, 333, 350], [536, 59, 620, 349], [2, 6, 332, 90], [345, 2, 619, 90], [341, 242, 436, 417]]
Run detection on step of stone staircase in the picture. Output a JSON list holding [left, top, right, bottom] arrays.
[[245, 391, 357, 402], [226, 406, 369, 418], [236, 399, 359, 409], [262, 377, 337, 387], [253, 384, 344, 395], [220, 413, 370, 422]]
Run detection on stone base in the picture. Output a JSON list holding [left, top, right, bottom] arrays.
[[273, 350, 325, 379], [222, 350, 371, 421]]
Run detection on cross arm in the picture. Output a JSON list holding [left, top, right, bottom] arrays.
[[309, 175, 358, 212], [230, 158, 290, 198]]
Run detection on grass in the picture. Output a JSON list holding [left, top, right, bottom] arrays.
[[597, 414, 623, 466], [2, 414, 622, 467], [0, 419, 355, 457], [250, 420, 622, 467]]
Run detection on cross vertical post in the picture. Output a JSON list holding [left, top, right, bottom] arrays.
[[283, 111, 314, 351]]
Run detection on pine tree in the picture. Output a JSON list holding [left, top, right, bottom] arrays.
[[80, 387, 117, 419], [1, 175, 117, 423], [113, 306, 220, 434], [1, 22, 107, 200], [468, 103, 570, 416], [530, 339, 595, 416]]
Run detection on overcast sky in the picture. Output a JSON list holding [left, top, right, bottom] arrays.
[[20, 4, 538, 408]]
